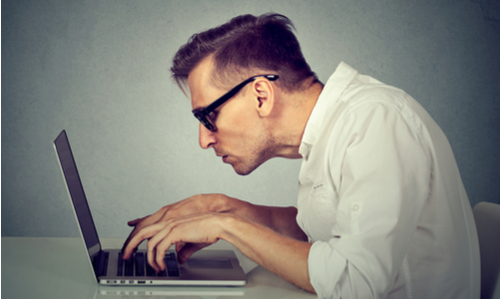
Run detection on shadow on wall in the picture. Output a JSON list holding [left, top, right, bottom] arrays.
[[472, 0, 500, 21]]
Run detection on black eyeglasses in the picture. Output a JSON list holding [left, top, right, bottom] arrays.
[[192, 74, 279, 131]]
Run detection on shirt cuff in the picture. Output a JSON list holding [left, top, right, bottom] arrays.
[[308, 240, 347, 298]]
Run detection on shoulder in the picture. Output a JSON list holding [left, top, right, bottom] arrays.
[[341, 75, 408, 112]]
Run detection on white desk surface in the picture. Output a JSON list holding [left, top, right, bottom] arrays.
[[1, 237, 316, 299]]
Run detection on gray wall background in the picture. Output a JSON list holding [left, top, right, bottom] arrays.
[[2, 0, 499, 238]]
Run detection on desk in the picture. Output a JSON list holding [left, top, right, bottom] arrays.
[[1, 237, 316, 298]]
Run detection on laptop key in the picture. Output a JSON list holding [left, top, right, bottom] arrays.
[[165, 252, 179, 277], [145, 253, 157, 277], [101, 252, 109, 276], [124, 254, 134, 276], [167, 268, 179, 277], [146, 263, 156, 277], [135, 252, 145, 277], [140, 252, 179, 277], [117, 253, 123, 276]]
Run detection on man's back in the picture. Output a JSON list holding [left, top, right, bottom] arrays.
[[297, 62, 480, 298]]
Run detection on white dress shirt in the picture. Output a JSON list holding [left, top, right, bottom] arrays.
[[296, 62, 480, 298]]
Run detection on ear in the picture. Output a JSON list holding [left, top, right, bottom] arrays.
[[251, 78, 275, 117]]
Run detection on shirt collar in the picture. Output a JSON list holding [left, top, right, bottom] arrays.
[[299, 62, 358, 159]]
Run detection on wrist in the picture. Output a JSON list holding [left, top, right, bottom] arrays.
[[216, 213, 246, 242]]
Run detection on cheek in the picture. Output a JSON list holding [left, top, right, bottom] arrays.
[[218, 108, 257, 137], [217, 128, 252, 149], [216, 100, 267, 151], [217, 123, 261, 155]]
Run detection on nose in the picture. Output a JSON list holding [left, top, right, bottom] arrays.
[[199, 123, 217, 149]]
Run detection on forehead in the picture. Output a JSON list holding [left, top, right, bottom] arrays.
[[187, 56, 221, 109]]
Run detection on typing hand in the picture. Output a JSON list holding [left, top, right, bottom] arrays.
[[175, 242, 213, 263], [126, 212, 227, 272], [121, 194, 230, 261]]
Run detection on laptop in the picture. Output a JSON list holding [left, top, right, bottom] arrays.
[[54, 130, 247, 286]]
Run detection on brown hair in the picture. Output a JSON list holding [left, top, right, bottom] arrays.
[[170, 13, 317, 94]]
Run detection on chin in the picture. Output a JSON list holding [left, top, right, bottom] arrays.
[[232, 166, 254, 176], [231, 162, 258, 176], [231, 158, 269, 176]]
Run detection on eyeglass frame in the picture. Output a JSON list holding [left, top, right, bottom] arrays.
[[192, 74, 279, 132]]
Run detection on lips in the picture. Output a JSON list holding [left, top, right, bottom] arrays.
[[215, 151, 229, 163]]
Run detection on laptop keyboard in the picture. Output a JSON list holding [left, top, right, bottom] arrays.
[[117, 252, 179, 277]]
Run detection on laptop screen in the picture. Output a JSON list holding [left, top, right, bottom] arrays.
[[54, 130, 100, 253]]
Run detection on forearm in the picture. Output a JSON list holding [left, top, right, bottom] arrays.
[[219, 214, 315, 293], [223, 195, 308, 241], [123, 193, 307, 259], [125, 200, 314, 293]]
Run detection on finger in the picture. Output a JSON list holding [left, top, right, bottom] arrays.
[[122, 223, 167, 259], [147, 225, 176, 271], [122, 216, 152, 252], [122, 208, 170, 254], [121, 231, 139, 255], [127, 216, 147, 226], [156, 238, 174, 271], [146, 244, 160, 273], [127, 204, 171, 229], [122, 224, 146, 252], [147, 230, 173, 272]]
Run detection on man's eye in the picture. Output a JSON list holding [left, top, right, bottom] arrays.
[[208, 111, 218, 122]]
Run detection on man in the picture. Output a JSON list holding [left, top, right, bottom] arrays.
[[122, 13, 480, 298]]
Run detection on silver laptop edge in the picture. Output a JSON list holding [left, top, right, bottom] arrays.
[[54, 130, 246, 287]]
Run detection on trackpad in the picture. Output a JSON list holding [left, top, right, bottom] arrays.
[[187, 259, 233, 269]]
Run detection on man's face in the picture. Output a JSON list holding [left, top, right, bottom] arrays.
[[187, 57, 276, 175]]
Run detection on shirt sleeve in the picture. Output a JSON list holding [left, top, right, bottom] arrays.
[[308, 100, 432, 298]]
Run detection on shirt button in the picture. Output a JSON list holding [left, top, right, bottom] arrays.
[[352, 204, 360, 211]]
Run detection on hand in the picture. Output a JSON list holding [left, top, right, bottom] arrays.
[[175, 242, 213, 264], [122, 194, 230, 260], [140, 212, 228, 272]]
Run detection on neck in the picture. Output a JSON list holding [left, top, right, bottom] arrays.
[[270, 79, 323, 159]]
